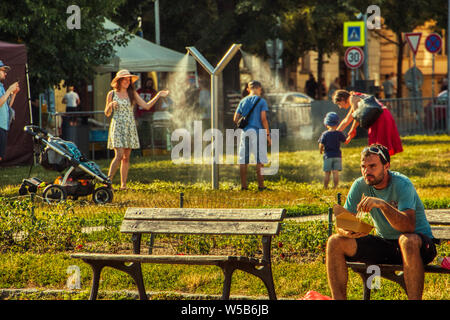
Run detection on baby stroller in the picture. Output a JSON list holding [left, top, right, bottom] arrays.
[[19, 125, 113, 204]]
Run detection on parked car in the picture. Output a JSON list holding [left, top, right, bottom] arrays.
[[265, 92, 314, 139], [424, 90, 447, 132]]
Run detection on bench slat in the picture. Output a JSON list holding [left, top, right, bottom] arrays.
[[431, 226, 450, 240], [120, 219, 281, 235], [71, 253, 266, 266], [124, 208, 286, 221], [347, 262, 450, 274], [426, 210, 450, 225]]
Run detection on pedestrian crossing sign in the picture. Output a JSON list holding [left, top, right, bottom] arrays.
[[343, 21, 365, 47]]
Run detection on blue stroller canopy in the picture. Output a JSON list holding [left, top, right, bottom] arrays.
[[44, 137, 107, 179]]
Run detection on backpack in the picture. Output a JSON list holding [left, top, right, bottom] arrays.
[[352, 95, 383, 129]]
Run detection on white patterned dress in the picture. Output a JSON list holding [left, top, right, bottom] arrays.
[[107, 92, 140, 149]]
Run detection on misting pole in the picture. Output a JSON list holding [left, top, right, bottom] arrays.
[[186, 44, 242, 189]]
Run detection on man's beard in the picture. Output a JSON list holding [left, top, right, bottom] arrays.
[[364, 171, 385, 186]]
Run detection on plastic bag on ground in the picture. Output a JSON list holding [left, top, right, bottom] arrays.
[[440, 257, 450, 270], [298, 290, 332, 300]]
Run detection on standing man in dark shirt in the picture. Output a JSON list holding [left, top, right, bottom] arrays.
[[305, 73, 318, 99]]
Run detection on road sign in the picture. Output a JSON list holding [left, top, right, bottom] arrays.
[[425, 33, 442, 54], [404, 32, 422, 55], [405, 66, 423, 89], [343, 21, 365, 47], [344, 47, 364, 69], [265, 39, 283, 59]]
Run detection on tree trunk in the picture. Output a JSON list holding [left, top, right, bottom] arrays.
[[396, 31, 404, 98], [222, 52, 241, 93], [216, 0, 240, 94], [317, 46, 324, 100]]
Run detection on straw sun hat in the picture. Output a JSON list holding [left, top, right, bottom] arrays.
[[111, 69, 139, 87]]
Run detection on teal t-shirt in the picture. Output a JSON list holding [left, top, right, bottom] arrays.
[[344, 171, 433, 240], [0, 83, 10, 130]]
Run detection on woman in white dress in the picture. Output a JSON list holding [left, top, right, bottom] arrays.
[[104, 69, 169, 190]]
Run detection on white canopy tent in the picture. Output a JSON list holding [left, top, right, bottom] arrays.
[[97, 19, 196, 73]]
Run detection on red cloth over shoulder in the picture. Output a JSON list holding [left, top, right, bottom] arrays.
[[351, 92, 403, 156], [368, 107, 403, 155]]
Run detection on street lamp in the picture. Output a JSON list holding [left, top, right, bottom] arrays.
[[186, 44, 242, 189]]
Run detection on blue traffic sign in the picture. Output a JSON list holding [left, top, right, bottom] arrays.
[[343, 21, 365, 47], [425, 33, 442, 54], [348, 27, 361, 42]]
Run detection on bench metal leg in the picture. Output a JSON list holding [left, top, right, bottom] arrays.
[[242, 264, 277, 300], [219, 262, 277, 300], [83, 260, 148, 300], [352, 271, 371, 300], [379, 269, 408, 296], [259, 265, 277, 300], [89, 263, 103, 300], [221, 264, 236, 300], [349, 264, 408, 300]]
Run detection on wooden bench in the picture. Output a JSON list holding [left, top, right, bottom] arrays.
[[347, 210, 450, 300], [72, 207, 286, 300]]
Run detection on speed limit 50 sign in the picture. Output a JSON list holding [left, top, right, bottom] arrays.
[[344, 46, 364, 69]]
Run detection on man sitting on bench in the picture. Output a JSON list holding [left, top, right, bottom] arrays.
[[326, 144, 437, 300]]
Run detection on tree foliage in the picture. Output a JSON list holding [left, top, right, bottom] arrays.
[[0, 0, 129, 94], [113, 0, 290, 62], [112, 0, 291, 91], [0, 0, 442, 96]]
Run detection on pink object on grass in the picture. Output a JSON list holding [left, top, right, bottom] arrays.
[[441, 257, 450, 270]]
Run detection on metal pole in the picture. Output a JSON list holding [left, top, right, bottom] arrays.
[[154, 0, 160, 45], [211, 74, 219, 189], [412, 54, 417, 99], [328, 207, 333, 237], [274, 39, 279, 90], [186, 44, 241, 189], [179, 192, 184, 208], [431, 54, 435, 99], [363, 14, 369, 80], [351, 69, 355, 88], [25, 63, 33, 124], [30, 193, 36, 225], [154, 0, 160, 90]]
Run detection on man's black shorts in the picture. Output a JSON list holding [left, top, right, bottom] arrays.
[[345, 233, 437, 265], [0, 128, 7, 159]]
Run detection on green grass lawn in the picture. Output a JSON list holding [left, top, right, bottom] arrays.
[[0, 135, 449, 300], [1, 135, 449, 218]]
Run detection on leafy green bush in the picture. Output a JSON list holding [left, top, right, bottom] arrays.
[[274, 220, 330, 259], [0, 197, 85, 253], [422, 198, 450, 209], [285, 204, 329, 217]]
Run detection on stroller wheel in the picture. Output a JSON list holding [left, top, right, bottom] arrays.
[[93, 186, 113, 204], [42, 184, 67, 204], [19, 183, 28, 196]]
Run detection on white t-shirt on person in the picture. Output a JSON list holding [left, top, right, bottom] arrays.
[[63, 91, 80, 108]]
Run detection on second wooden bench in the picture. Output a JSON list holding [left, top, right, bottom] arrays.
[[347, 210, 450, 300], [72, 207, 286, 300]]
